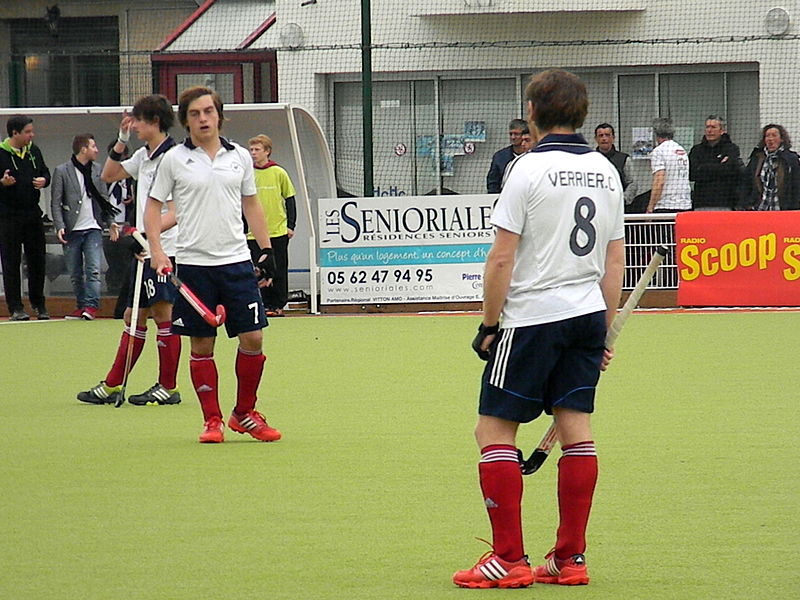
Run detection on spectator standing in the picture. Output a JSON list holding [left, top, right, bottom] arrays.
[[77, 95, 182, 407], [646, 118, 691, 213], [453, 69, 624, 589], [689, 116, 744, 211], [51, 134, 120, 320], [248, 134, 297, 317], [594, 123, 638, 206], [145, 86, 280, 444], [742, 124, 800, 211], [486, 119, 529, 193], [0, 115, 51, 320]]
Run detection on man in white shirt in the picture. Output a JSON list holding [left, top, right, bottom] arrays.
[[145, 86, 280, 444], [454, 69, 624, 590], [51, 133, 119, 320], [647, 118, 691, 213], [77, 95, 182, 407]]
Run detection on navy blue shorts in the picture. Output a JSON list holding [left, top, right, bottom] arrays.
[[479, 311, 606, 423], [126, 257, 177, 308], [171, 261, 266, 338]]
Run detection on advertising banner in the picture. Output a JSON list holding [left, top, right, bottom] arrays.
[[318, 195, 495, 304], [676, 211, 800, 306]]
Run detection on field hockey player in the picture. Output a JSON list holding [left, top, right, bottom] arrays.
[[145, 86, 280, 444], [453, 69, 625, 589], [77, 95, 181, 407]]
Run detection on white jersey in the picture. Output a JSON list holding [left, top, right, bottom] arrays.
[[491, 133, 625, 329], [121, 137, 177, 256], [650, 139, 691, 211], [149, 137, 256, 266]]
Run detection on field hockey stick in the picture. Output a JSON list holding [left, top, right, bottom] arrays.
[[164, 268, 226, 327], [520, 244, 668, 475], [129, 229, 226, 328], [116, 254, 145, 408], [130, 231, 226, 328]]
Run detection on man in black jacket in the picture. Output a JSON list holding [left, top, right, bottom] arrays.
[[594, 123, 638, 207], [689, 115, 743, 211], [486, 119, 528, 193], [0, 115, 51, 320]]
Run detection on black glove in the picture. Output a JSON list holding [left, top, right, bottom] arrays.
[[256, 247, 277, 284], [117, 231, 144, 257], [472, 322, 499, 361]]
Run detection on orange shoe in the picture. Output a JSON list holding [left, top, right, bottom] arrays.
[[199, 416, 224, 443], [532, 551, 589, 585], [453, 551, 533, 589], [228, 410, 281, 442]]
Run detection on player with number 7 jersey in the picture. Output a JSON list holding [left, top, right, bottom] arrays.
[[145, 85, 281, 444], [454, 69, 624, 589]]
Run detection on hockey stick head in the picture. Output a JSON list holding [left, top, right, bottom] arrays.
[[212, 304, 226, 327], [520, 449, 551, 475], [164, 267, 226, 328]]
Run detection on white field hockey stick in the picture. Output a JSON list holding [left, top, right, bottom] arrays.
[[520, 245, 668, 474], [130, 229, 226, 328], [116, 247, 146, 408]]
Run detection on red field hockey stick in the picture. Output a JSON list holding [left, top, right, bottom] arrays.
[[163, 268, 226, 328], [129, 229, 226, 328]]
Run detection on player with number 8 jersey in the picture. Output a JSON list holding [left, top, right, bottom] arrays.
[[455, 70, 625, 589], [493, 123, 624, 329]]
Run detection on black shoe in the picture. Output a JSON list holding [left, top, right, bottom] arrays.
[[77, 381, 122, 405], [128, 383, 181, 406], [10, 310, 30, 321], [34, 306, 50, 320]]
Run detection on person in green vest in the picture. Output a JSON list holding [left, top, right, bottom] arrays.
[[248, 134, 297, 317]]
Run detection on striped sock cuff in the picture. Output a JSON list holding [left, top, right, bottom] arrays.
[[190, 352, 214, 362], [561, 440, 597, 457], [480, 444, 520, 464], [124, 325, 148, 339], [237, 346, 263, 357]]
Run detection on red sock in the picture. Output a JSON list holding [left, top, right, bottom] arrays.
[[478, 444, 524, 562], [234, 348, 266, 414], [555, 441, 598, 558], [156, 321, 181, 390], [190, 353, 221, 420], [105, 324, 148, 387]]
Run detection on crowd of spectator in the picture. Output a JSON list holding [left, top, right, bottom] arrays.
[[487, 114, 800, 214]]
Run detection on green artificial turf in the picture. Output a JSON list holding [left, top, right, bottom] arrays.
[[1, 312, 798, 599]]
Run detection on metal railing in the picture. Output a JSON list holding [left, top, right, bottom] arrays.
[[624, 213, 677, 290]]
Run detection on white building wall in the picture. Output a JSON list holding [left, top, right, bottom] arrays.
[[273, 1, 800, 135]]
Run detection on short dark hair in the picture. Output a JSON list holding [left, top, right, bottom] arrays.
[[595, 123, 615, 136], [508, 118, 528, 132], [6, 115, 33, 137], [131, 94, 175, 132], [72, 133, 95, 156], [525, 69, 588, 131], [761, 123, 792, 150], [178, 86, 224, 131]]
